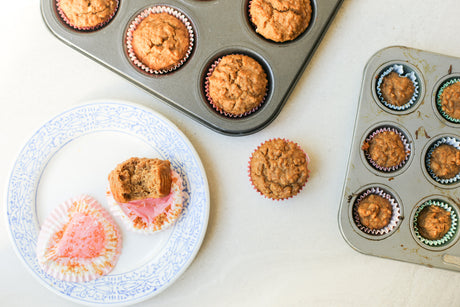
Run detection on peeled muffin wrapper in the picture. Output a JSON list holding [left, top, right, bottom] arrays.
[[352, 187, 401, 236], [247, 138, 310, 201], [107, 170, 184, 234], [436, 78, 460, 123], [36, 195, 122, 282], [125, 6, 194, 75], [56, 0, 119, 31], [376, 64, 419, 111], [362, 127, 411, 172], [425, 136, 460, 185], [204, 55, 268, 118], [413, 200, 458, 247]]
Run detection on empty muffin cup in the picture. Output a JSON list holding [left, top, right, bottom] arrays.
[[376, 64, 420, 111], [436, 78, 460, 123], [425, 136, 460, 185]]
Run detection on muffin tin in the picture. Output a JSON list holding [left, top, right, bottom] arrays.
[[40, 0, 343, 136], [339, 46, 460, 272]]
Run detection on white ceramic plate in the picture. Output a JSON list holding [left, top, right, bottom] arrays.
[[5, 101, 209, 306]]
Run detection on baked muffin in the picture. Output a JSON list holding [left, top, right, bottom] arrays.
[[206, 54, 268, 116], [428, 144, 460, 179], [380, 71, 416, 107], [128, 8, 193, 73], [57, 0, 118, 30], [107, 157, 184, 234], [362, 128, 409, 171], [249, 139, 308, 200], [417, 205, 451, 240], [356, 194, 392, 230], [439, 80, 460, 121], [249, 0, 312, 42]]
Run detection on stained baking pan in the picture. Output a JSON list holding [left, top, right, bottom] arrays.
[[40, 0, 343, 136], [339, 46, 460, 272]]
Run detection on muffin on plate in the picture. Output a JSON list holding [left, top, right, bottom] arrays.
[[57, 0, 118, 30]]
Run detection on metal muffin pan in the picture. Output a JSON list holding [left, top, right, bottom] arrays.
[[339, 46, 460, 272], [40, 0, 343, 136]]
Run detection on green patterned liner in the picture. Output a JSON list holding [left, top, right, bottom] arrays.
[[436, 78, 460, 123], [413, 200, 458, 247]]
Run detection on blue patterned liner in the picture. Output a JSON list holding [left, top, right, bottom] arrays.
[[376, 64, 419, 111], [413, 200, 458, 247], [352, 187, 401, 236], [425, 136, 460, 184], [436, 78, 460, 123]]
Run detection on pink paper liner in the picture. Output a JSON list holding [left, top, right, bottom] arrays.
[[106, 170, 184, 234], [352, 187, 401, 236], [248, 138, 310, 201], [362, 127, 411, 172], [204, 54, 268, 118], [36, 195, 122, 282], [125, 6, 194, 75], [56, 0, 119, 31]]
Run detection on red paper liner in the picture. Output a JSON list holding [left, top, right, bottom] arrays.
[[204, 54, 268, 118], [125, 6, 194, 75], [248, 138, 310, 201], [56, 0, 119, 31]]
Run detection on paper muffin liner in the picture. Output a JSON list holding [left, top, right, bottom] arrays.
[[376, 64, 420, 111], [352, 187, 401, 236], [248, 138, 310, 201], [56, 0, 119, 31], [436, 78, 460, 123], [125, 6, 194, 75], [107, 170, 184, 234], [362, 126, 411, 172], [204, 54, 268, 118], [425, 136, 460, 184], [36, 195, 122, 282], [413, 200, 458, 247]]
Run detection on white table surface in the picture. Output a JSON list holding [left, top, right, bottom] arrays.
[[3, 1, 460, 306]]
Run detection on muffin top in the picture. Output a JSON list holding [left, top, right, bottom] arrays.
[[380, 72, 415, 107], [250, 139, 308, 200], [132, 12, 190, 71], [249, 0, 312, 42], [58, 0, 118, 29], [440, 81, 460, 120], [417, 205, 451, 241], [429, 144, 460, 179], [208, 54, 267, 116], [356, 194, 393, 230], [362, 130, 407, 169]]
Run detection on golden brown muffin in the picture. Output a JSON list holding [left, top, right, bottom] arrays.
[[108, 157, 172, 203], [417, 205, 451, 240], [207, 54, 267, 116], [356, 194, 393, 230], [250, 139, 308, 200], [439, 81, 460, 120], [58, 0, 118, 29], [380, 72, 415, 106], [249, 0, 312, 42], [429, 144, 460, 179], [362, 130, 408, 169], [131, 12, 190, 71]]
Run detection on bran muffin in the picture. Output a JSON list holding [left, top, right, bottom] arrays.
[[249, 0, 312, 43], [356, 194, 393, 230], [417, 205, 452, 241], [206, 54, 268, 116], [128, 8, 193, 73], [249, 139, 308, 200], [428, 144, 460, 180], [438, 80, 460, 121], [57, 0, 118, 30], [380, 71, 416, 107]]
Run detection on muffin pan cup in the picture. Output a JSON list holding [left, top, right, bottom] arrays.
[[339, 46, 460, 272], [40, 0, 343, 136]]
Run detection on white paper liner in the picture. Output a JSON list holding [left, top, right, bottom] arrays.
[[376, 64, 419, 111], [363, 127, 411, 172], [107, 170, 184, 234], [125, 6, 194, 75], [425, 137, 460, 184], [352, 187, 401, 236], [36, 195, 122, 282]]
